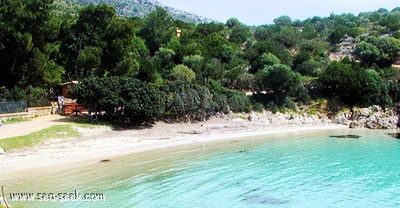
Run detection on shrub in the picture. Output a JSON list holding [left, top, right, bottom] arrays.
[[72, 77, 165, 124], [207, 79, 252, 112]]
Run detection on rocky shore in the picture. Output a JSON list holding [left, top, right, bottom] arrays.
[[234, 105, 399, 129], [331, 105, 398, 129], [245, 111, 331, 126]]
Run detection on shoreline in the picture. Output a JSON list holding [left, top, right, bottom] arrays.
[[0, 115, 348, 182]]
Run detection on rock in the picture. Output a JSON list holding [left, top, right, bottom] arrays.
[[349, 121, 361, 128], [0, 147, 4, 154], [248, 114, 256, 122], [332, 115, 349, 125], [330, 135, 362, 139], [358, 108, 371, 117], [358, 118, 367, 125], [321, 118, 331, 124], [369, 105, 381, 112]]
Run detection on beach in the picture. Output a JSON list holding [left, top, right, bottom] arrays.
[[0, 113, 347, 181]]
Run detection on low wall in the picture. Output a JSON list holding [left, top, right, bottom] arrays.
[[0, 106, 55, 121], [0, 112, 29, 121], [27, 106, 54, 117]]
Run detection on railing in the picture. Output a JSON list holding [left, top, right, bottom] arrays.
[[0, 101, 27, 114]]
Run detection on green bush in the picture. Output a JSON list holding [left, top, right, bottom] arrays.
[[162, 81, 213, 121], [72, 77, 165, 125], [207, 79, 252, 112]]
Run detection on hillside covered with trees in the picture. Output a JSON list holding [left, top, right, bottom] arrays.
[[1, 0, 400, 124]]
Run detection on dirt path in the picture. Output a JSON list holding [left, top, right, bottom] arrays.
[[0, 115, 72, 139]]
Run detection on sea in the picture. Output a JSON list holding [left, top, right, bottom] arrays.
[[3, 128, 400, 208]]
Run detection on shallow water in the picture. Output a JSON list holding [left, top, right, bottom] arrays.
[[4, 129, 400, 207]]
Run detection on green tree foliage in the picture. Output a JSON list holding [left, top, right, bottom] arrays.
[[0, 0, 64, 87], [171, 64, 196, 82], [72, 77, 165, 124], [299, 40, 329, 56], [295, 59, 324, 77], [183, 54, 205, 83], [259, 64, 307, 101], [61, 3, 116, 79], [379, 12, 400, 31], [154, 47, 176, 77], [196, 22, 225, 36], [139, 6, 174, 55], [225, 18, 251, 45], [2, 2, 400, 119], [273, 15, 292, 26], [207, 80, 252, 113], [77, 46, 102, 77], [223, 57, 249, 88], [230, 26, 251, 45], [328, 25, 359, 44], [226, 18, 241, 28], [320, 60, 390, 106], [103, 18, 146, 77], [163, 81, 214, 120], [247, 40, 292, 73], [293, 51, 311, 69], [272, 26, 299, 48], [354, 36, 400, 68], [259, 53, 281, 66]]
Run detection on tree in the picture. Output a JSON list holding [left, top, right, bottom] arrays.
[[65, 3, 116, 79], [328, 25, 360, 44], [354, 36, 400, 68], [295, 59, 324, 77], [0, 0, 64, 87], [120, 78, 165, 123], [72, 77, 165, 124], [354, 41, 380, 66], [196, 22, 225, 36], [260, 64, 305, 99], [103, 17, 146, 77], [272, 26, 299, 48], [139, 6, 174, 55], [226, 18, 241, 28], [320, 60, 390, 106], [259, 53, 281, 67], [183, 55, 204, 82], [155, 48, 176, 64], [273, 16, 292, 26], [163, 81, 215, 121], [77, 46, 102, 77], [171, 64, 196, 82], [247, 40, 292, 73], [293, 51, 311, 69], [230, 26, 251, 45], [75, 4, 115, 48]]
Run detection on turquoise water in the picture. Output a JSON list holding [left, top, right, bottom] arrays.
[[5, 129, 400, 207]]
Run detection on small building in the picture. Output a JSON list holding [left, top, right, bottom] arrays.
[[60, 81, 79, 99], [176, 29, 182, 37]]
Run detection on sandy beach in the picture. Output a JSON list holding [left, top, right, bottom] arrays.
[[0, 113, 347, 181]]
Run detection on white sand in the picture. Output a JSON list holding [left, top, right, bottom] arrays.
[[0, 115, 347, 181]]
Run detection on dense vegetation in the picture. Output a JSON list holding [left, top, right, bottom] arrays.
[[1, 1, 400, 124]]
